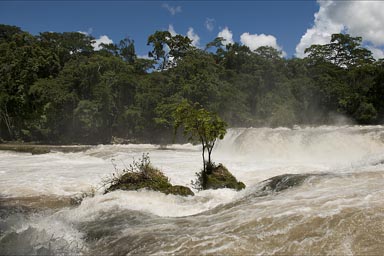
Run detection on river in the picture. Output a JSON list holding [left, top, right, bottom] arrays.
[[1, 126, 384, 255]]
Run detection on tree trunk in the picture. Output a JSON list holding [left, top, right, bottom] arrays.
[[202, 144, 206, 172], [0, 106, 13, 139], [207, 147, 212, 169], [207, 140, 215, 172]]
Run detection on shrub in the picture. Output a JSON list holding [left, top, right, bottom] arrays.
[[103, 153, 194, 196]]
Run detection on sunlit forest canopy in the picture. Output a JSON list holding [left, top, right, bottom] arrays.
[[1, 24, 384, 144]]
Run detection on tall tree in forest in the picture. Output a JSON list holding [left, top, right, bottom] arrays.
[[305, 33, 374, 68], [119, 37, 136, 64], [147, 30, 192, 70]]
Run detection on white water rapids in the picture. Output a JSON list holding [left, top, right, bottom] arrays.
[[1, 126, 384, 255]]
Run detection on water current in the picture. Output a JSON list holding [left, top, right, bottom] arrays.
[[1, 126, 384, 255]]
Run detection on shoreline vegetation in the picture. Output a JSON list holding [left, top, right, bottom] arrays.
[[1, 24, 383, 145], [0, 143, 92, 154]]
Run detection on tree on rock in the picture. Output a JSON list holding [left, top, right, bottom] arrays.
[[173, 101, 245, 191], [173, 100, 227, 173]]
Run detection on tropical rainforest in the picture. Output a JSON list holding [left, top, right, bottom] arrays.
[[1, 24, 383, 144]]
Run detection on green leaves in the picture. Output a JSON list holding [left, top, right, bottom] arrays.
[[147, 30, 193, 70], [305, 33, 374, 68], [173, 100, 227, 171], [1, 25, 384, 143]]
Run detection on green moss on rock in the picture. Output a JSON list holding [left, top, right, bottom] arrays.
[[105, 165, 194, 196], [165, 185, 195, 196], [200, 164, 246, 191]]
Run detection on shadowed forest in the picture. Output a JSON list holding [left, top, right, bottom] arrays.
[[1, 24, 383, 144]]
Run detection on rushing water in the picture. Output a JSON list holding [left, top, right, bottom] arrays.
[[1, 126, 384, 255]]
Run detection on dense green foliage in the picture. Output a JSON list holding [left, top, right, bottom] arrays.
[[174, 101, 227, 172], [1, 24, 383, 144]]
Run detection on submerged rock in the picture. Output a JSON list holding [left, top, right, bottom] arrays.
[[201, 164, 246, 191], [261, 173, 309, 192], [110, 136, 135, 144], [105, 166, 194, 197]]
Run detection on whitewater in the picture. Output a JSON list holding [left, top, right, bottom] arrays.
[[1, 126, 384, 255]]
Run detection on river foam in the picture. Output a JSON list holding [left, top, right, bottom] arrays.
[[1, 125, 384, 255]]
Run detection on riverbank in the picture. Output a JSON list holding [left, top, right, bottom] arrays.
[[0, 143, 92, 154]]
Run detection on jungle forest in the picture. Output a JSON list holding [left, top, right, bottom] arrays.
[[1, 24, 383, 144]]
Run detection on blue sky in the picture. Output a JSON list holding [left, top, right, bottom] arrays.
[[1, 1, 383, 59]]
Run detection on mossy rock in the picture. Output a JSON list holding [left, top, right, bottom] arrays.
[[164, 185, 195, 196], [106, 166, 194, 197], [202, 164, 245, 191]]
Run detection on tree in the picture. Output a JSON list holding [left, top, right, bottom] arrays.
[[173, 101, 227, 172], [118, 37, 136, 64], [73, 100, 102, 141], [305, 33, 374, 68], [37, 31, 95, 70], [170, 49, 222, 110], [0, 24, 23, 43], [98, 42, 119, 57], [205, 37, 225, 51], [0, 29, 62, 140], [205, 37, 226, 64], [147, 30, 192, 70], [254, 46, 283, 61], [147, 30, 170, 70], [222, 42, 252, 71]]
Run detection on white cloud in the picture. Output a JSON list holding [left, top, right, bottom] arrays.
[[205, 18, 215, 32], [92, 35, 113, 51], [78, 29, 114, 51], [137, 54, 152, 60], [218, 27, 234, 45], [162, 3, 182, 16], [78, 28, 93, 36], [167, 25, 200, 48], [367, 46, 384, 60], [187, 27, 200, 47], [296, 0, 384, 58], [333, 1, 384, 46], [240, 32, 285, 56], [168, 24, 177, 36]]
